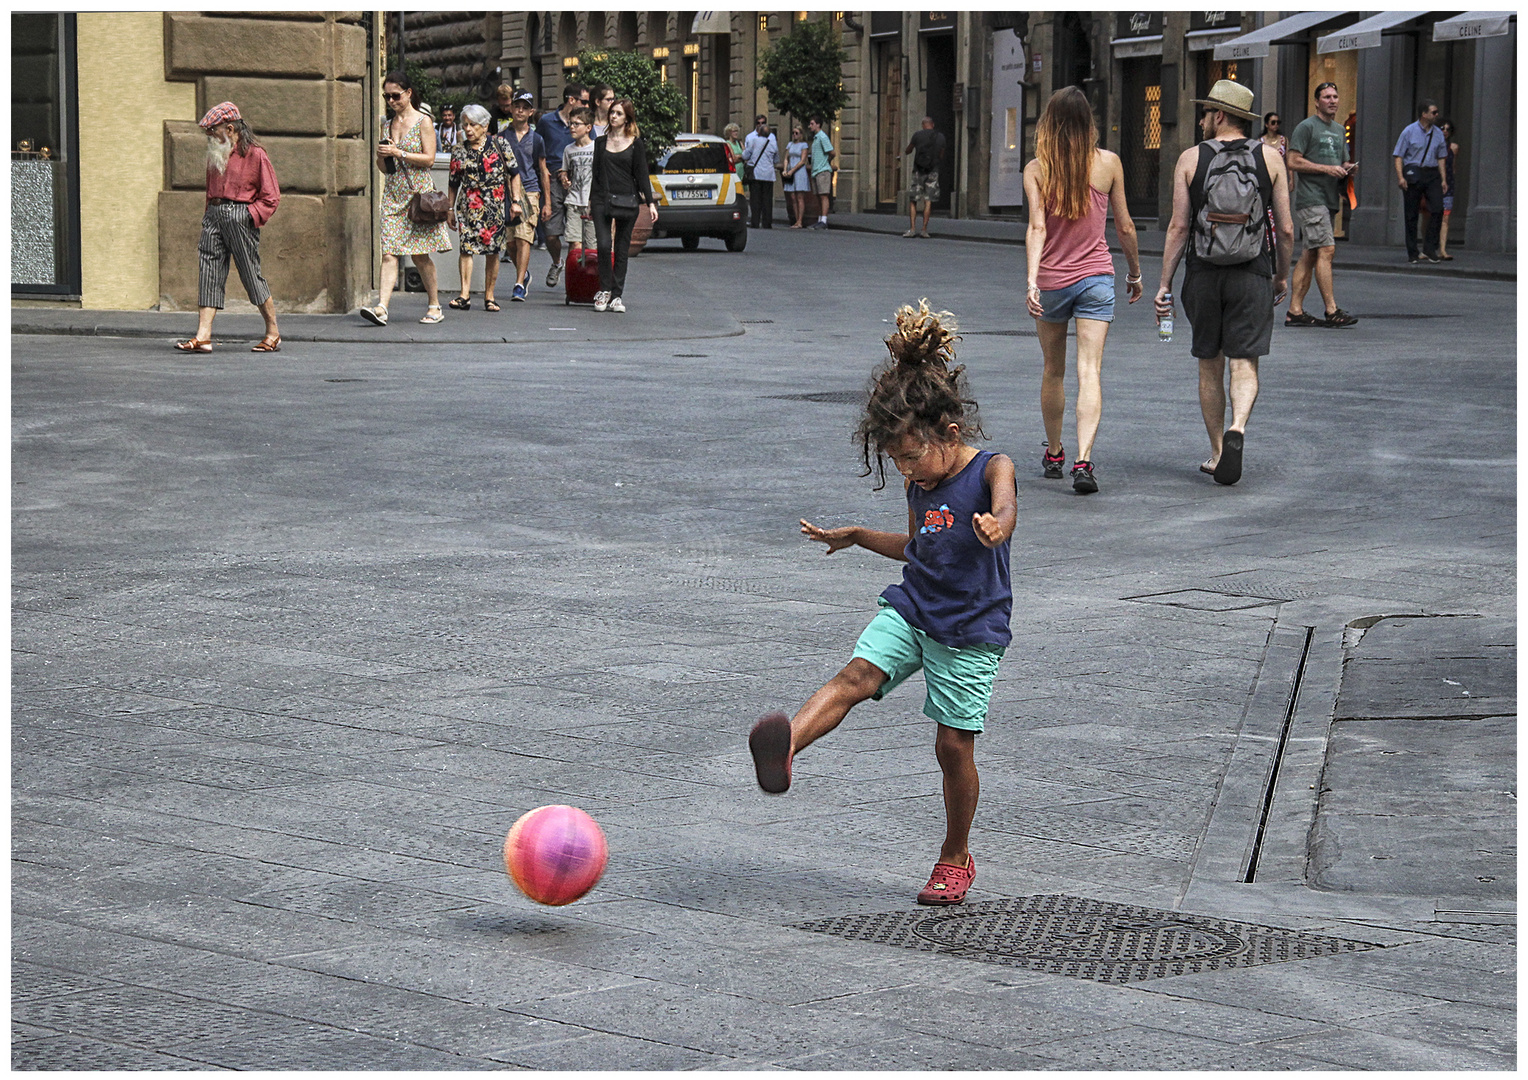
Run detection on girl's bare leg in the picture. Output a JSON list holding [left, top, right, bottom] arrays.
[[934, 724, 978, 864]]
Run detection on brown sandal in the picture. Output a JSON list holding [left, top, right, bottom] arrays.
[[251, 335, 281, 353], [175, 338, 212, 353]]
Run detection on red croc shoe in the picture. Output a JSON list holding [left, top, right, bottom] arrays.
[[748, 712, 792, 793], [917, 854, 975, 905]]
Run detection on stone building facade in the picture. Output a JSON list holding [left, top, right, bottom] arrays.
[[13, 11, 384, 312]]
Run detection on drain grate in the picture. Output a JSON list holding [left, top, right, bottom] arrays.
[[769, 390, 865, 404], [1352, 313, 1461, 320], [963, 329, 1039, 337], [739, 318, 774, 324], [323, 378, 366, 383], [797, 895, 1379, 982]]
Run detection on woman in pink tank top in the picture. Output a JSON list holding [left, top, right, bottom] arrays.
[[1023, 88, 1142, 495]]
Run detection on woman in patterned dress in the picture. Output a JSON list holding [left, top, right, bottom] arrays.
[[446, 104, 523, 312], [362, 71, 452, 326]]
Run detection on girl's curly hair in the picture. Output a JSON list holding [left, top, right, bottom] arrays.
[[854, 299, 983, 489]]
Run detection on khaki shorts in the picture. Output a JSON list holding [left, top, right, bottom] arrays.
[[511, 190, 541, 244], [1297, 204, 1335, 250], [811, 170, 833, 196], [562, 204, 596, 250]]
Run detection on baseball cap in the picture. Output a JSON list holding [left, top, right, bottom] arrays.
[[512, 90, 535, 107]]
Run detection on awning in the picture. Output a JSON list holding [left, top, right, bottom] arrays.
[[1433, 11, 1513, 40], [690, 11, 731, 35], [1214, 11, 1353, 60], [1318, 11, 1426, 53]]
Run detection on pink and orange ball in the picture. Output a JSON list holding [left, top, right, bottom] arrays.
[[503, 805, 609, 906]]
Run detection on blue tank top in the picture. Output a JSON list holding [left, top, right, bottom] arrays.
[[881, 449, 1013, 648]]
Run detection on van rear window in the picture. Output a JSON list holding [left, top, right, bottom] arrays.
[[656, 143, 730, 174]]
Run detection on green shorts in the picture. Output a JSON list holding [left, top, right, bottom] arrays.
[[851, 602, 1004, 732]]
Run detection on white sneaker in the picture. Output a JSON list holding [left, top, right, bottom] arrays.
[[546, 261, 563, 287], [594, 291, 610, 312], [608, 296, 626, 313]]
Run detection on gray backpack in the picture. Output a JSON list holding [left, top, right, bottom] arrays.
[[1193, 139, 1266, 266]]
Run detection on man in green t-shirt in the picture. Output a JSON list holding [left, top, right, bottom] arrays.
[[1285, 82, 1359, 328]]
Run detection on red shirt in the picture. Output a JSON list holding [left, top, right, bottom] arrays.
[[206, 144, 280, 227]]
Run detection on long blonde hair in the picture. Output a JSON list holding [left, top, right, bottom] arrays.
[[1035, 86, 1098, 220]]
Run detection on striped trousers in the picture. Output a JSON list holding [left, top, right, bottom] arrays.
[[198, 202, 271, 309]]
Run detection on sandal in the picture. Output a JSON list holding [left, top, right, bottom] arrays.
[[484, 298, 501, 312], [917, 854, 975, 906], [1284, 310, 1322, 327], [419, 305, 444, 325], [359, 306, 388, 326], [174, 338, 212, 353], [748, 712, 792, 794], [251, 335, 281, 353], [448, 296, 471, 310]]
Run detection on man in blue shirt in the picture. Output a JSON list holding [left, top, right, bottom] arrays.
[[807, 116, 836, 230], [537, 82, 588, 287], [1391, 99, 1449, 263], [503, 90, 551, 301]]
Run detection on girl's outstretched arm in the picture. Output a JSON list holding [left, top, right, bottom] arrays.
[[972, 454, 1018, 548], [800, 520, 911, 562]]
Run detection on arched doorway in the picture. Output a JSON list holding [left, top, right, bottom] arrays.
[[617, 12, 639, 51]]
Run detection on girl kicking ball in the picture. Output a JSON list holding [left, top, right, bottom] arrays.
[[749, 300, 1017, 906]]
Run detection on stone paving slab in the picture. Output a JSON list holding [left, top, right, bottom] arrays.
[[12, 230, 1515, 1067]]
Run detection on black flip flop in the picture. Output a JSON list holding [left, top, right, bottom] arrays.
[[1214, 431, 1243, 486]]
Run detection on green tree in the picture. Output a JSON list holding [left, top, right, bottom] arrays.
[[575, 48, 686, 154], [755, 19, 849, 126]]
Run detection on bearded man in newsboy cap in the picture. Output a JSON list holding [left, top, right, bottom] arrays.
[[175, 102, 283, 354]]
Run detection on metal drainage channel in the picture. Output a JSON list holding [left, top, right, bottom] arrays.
[[769, 390, 865, 403], [796, 894, 1378, 983]]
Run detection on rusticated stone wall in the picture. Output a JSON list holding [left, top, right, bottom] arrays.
[[157, 11, 374, 313]]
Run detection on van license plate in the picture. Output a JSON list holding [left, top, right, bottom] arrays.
[[670, 188, 714, 200]]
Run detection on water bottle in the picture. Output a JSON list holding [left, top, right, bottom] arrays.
[[1158, 292, 1174, 342]]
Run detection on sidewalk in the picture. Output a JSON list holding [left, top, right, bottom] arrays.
[[830, 210, 1518, 281], [9, 255, 745, 346]]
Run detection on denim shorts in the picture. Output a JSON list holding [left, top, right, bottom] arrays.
[[1037, 273, 1115, 323], [850, 602, 1004, 732]]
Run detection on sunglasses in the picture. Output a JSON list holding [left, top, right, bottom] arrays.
[[384, 92, 404, 102]]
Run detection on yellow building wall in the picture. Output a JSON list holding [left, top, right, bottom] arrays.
[[76, 13, 196, 309]]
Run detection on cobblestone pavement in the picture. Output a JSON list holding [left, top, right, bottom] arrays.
[[12, 229, 1515, 1069]]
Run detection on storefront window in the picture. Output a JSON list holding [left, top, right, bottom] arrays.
[[12, 12, 79, 295]]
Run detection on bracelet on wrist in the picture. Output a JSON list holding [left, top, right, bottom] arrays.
[[1126, 274, 1142, 284]]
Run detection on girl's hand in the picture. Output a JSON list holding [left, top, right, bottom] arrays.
[[1025, 284, 1044, 318], [972, 512, 1006, 549], [379, 143, 404, 159], [447, 208, 457, 229], [1125, 275, 1144, 304], [800, 519, 857, 554], [649, 204, 658, 223]]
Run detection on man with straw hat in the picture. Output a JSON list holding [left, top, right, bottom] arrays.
[[1155, 79, 1293, 487]]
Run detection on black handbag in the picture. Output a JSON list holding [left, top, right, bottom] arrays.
[[408, 190, 451, 224]]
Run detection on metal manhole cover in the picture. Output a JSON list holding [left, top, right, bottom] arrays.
[[795, 895, 1380, 982], [768, 390, 865, 404]]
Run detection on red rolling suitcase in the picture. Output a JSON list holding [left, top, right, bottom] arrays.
[[564, 249, 604, 306]]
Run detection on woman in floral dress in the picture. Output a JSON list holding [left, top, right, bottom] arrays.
[[363, 70, 452, 326], [446, 104, 522, 312]]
